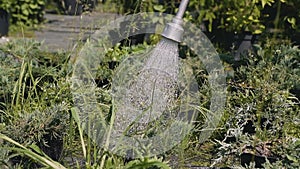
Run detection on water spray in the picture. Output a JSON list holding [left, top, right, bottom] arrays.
[[71, 1, 227, 158], [113, 0, 190, 136]]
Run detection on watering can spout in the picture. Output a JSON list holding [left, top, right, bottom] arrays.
[[175, 0, 190, 20], [161, 0, 189, 42]]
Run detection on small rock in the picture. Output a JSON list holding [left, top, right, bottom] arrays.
[[0, 37, 9, 44]]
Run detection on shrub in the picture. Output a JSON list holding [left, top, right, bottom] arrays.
[[213, 45, 300, 167], [0, 27, 299, 168], [52, 0, 98, 15], [0, 0, 12, 12], [0, 39, 72, 168], [10, 0, 46, 27]]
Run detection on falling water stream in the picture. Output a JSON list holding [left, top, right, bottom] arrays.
[[113, 38, 180, 135], [71, 11, 227, 159]]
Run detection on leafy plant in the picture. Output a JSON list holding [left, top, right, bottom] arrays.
[[113, 0, 171, 14], [0, 39, 174, 168], [0, 0, 12, 12], [212, 44, 300, 168], [125, 157, 171, 169], [1, 11, 300, 168], [183, 0, 287, 34], [10, 0, 46, 27], [0, 133, 66, 169], [53, 0, 98, 14], [0, 39, 71, 168]]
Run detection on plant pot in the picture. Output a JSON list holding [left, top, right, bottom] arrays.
[[0, 9, 9, 37], [64, 0, 83, 15], [234, 31, 255, 61]]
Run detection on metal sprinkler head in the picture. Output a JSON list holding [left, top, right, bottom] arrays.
[[162, 18, 184, 42], [161, 0, 189, 42]]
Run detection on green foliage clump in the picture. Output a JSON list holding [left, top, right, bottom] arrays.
[[0, 0, 12, 12], [0, 39, 71, 168], [158, 43, 299, 168], [9, 0, 46, 27], [186, 0, 299, 35], [109, 0, 300, 45], [212, 44, 300, 167], [49, 0, 98, 15], [0, 39, 172, 169], [0, 27, 299, 168]]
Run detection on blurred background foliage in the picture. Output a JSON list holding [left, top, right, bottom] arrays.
[[1, 0, 299, 47], [109, 0, 300, 46]]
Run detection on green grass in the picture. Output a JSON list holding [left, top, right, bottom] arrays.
[[8, 25, 37, 38]]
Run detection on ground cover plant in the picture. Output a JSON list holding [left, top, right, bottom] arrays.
[[0, 1, 300, 169], [0, 33, 299, 169], [0, 39, 175, 168]]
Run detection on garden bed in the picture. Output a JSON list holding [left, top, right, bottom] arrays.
[[0, 0, 299, 168], [0, 35, 299, 168]]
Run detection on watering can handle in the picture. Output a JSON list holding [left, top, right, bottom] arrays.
[[176, 0, 190, 19]]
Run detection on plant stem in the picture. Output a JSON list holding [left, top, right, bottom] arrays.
[[99, 100, 116, 169], [273, 0, 281, 40]]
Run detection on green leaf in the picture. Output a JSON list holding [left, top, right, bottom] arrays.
[[287, 17, 297, 29], [29, 144, 44, 155], [261, 0, 267, 8], [286, 154, 298, 163], [261, 0, 274, 8], [0, 133, 66, 169], [71, 107, 87, 158], [29, 4, 38, 9], [23, 10, 29, 16], [153, 5, 164, 11]]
